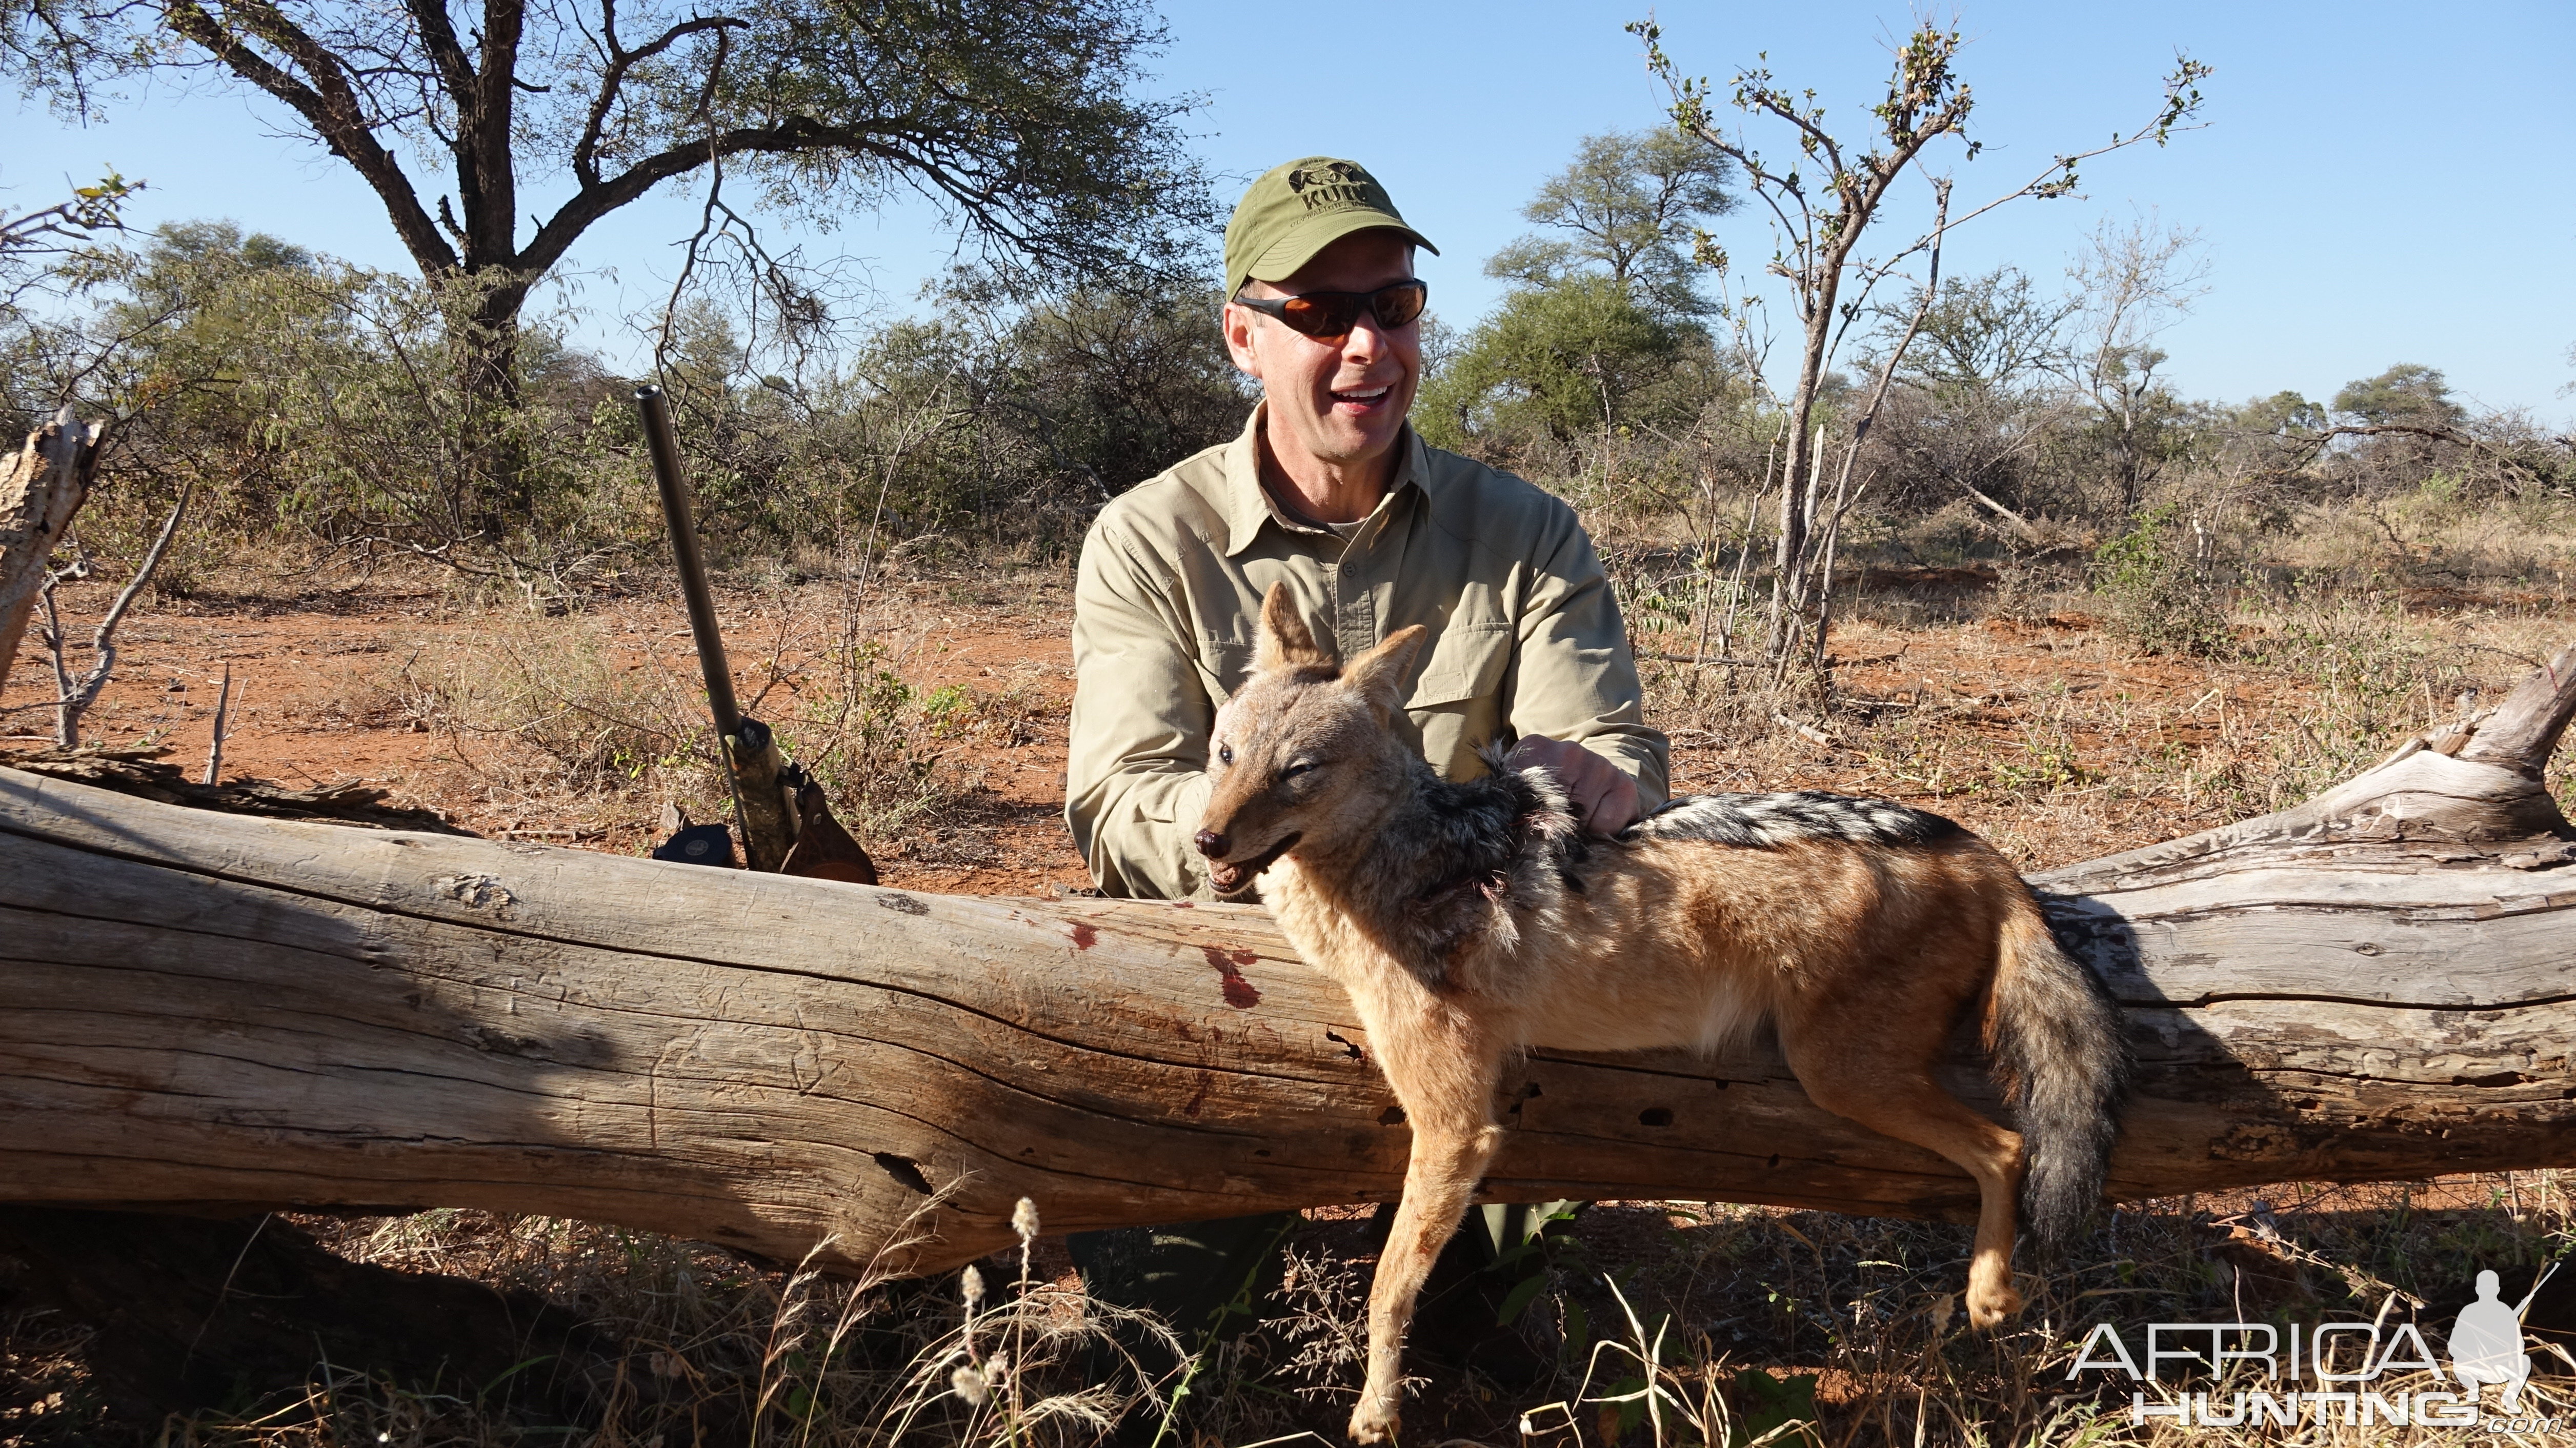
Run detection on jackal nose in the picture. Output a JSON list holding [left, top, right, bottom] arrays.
[[1193, 829, 1227, 858]]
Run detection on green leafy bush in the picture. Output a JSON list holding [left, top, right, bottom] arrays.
[[2092, 502, 2234, 656]]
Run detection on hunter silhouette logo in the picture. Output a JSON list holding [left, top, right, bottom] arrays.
[[1285, 161, 1376, 209], [2449, 1263, 2555, 1412], [2067, 1258, 2564, 1429]]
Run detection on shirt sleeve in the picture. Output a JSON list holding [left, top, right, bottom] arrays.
[[1063, 513, 1216, 899], [1506, 506, 1672, 813]]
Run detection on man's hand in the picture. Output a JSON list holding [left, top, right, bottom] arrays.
[[1503, 735, 1640, 836]]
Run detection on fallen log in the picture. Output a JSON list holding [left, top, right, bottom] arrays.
[[4, 647, 2574, 1277]]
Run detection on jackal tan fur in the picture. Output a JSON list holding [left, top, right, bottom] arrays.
[[1195, 585, 2125, 1444]]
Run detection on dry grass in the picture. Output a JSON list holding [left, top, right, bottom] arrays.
[[330, 585, 1020, 857], [1627, 575, 2575, 872]]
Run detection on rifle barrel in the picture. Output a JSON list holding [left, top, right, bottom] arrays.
[[635, 385, 743, 738]]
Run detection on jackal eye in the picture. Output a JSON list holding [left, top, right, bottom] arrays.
[[1280, 759, 1316, 780], [1217, 742, 1235, 766]]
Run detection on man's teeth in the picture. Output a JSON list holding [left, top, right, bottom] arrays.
[[1335, 387, 1388, 401]]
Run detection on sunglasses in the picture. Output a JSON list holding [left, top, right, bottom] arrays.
[[1233, 278, 1428, 341]]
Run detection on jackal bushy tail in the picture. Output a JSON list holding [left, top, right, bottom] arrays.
[[1989, 896, 2126, 1246]]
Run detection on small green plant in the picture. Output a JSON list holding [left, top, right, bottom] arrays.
[[2092, 503, 2235, 657], [782, 639, 1012, 846]]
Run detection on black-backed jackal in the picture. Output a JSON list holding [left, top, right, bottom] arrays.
[[1195, 585, 2125, 1444]]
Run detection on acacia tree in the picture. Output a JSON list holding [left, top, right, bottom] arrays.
[[1484, 128, 1736, 317], [2065, 217, 2207, 513], [6, 0, 1211, 526], [1631, 16, 2209, 677]]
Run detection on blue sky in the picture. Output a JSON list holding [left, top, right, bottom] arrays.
[[11, 0, 2573, 419]]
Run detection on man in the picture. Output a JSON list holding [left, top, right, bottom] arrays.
[[1060, 154, 1668, 1382], [1068, 154, 1666, 896]]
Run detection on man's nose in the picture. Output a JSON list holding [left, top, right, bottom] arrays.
[[1192, 829, 1228, 858], [1342, 306, 1402, 360]]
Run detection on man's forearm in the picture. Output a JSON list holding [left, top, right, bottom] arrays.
[[1065, 767, 1214, 900]]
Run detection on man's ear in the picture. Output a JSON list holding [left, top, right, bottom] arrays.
[[1221, 300, 1263, 379], [1343, 625, 1427, 719], [1255, 581, 1333, 672]]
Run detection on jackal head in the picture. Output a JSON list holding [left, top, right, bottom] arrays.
[[1195, 583, 1427, 894]]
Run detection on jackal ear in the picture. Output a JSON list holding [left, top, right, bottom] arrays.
[[1343, 625, 1428, 719], [1255, 581, 1333, 672]]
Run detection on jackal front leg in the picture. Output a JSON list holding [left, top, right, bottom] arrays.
[[1350, 1019, 1506, 1445]]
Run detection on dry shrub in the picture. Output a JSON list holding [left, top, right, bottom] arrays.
[[392, 621, 697, 800], [338, 595, 1006, 852], [773, 636, 1025, 848], [2091, 504, 2236, 658]]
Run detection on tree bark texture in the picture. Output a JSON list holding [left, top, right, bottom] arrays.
[[0, 416, 99, 696], [4, 647, 2574, 1278]]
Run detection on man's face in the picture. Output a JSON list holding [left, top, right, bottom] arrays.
[[1223, 230, 1421, 477]]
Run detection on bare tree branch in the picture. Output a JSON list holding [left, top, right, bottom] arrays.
[[51, 480, 187, 747], [161, 0, 457, 275]]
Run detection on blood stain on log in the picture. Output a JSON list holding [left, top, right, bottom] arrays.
[[1070, 922, 1098, 950], [1200, 945, 1261, 1007]]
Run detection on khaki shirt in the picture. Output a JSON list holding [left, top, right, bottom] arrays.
[[1065, 407, 1669, 899]]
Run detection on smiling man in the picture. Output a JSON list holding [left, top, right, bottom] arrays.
[[1065, 155, 1668, 900], [1059, 154, 1669, 1396]]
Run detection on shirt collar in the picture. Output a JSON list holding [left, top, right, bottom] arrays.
[[1219, 401, 1430, 557]]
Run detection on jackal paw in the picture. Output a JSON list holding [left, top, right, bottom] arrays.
[[1966, 1280, 2024, 1329], [1347, 1399, 1400, 1444]]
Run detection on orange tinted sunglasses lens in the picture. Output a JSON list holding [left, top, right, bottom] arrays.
[[1240, 280, 1428, 340]]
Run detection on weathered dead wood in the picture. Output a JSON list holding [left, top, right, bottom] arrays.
[[3, 646, 2573, 1277], [0, 413, 101, 697]]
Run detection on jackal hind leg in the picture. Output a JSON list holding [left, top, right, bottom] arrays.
[[1778, 1028, 2027, 1329], [1349, 1024, 1507, 1445]]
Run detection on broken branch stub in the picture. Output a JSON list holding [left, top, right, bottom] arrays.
[[0, 413, 103, 696], [1, 646, 2572, 1274]]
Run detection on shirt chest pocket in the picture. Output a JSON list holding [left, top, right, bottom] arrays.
[[1405, 618, 1511, 776], [1406, 617, 1513, 710], [1195, 639, 1253, 706]]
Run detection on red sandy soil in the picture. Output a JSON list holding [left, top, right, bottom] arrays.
[[3, 570, 1100, 894], [9, 564, 2568, 891]]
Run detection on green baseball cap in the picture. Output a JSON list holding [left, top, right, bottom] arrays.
[[1223, 156, 1438, 300]]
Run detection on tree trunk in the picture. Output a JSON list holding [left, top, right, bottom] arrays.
[[457, 284, 532, 532], [1764, 324, 1832, 667], [0, 415, 99, 696], [4, 647, 2574, 1277]]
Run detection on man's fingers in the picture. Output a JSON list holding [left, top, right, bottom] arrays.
[[1505, 734, 1638, 834], [1585, 771, 1639, 836]]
